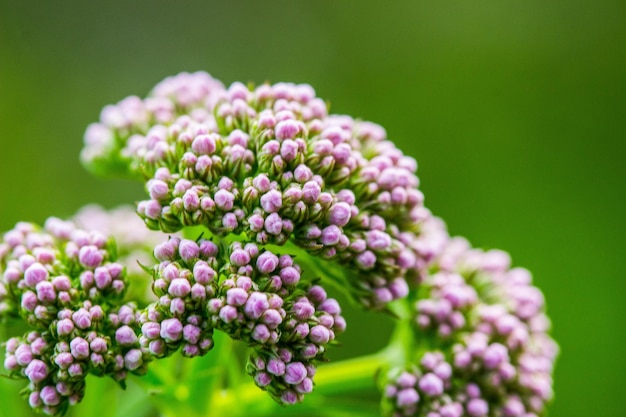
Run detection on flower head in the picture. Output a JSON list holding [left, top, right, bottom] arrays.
[[82, 72, 436, 310]]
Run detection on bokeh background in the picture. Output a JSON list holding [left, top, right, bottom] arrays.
[[1, 1, 624, 416]]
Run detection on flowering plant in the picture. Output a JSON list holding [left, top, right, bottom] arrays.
[[0, 72, 557, 417]]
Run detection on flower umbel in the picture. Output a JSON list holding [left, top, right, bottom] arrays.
[[0, 71, 557, 417]]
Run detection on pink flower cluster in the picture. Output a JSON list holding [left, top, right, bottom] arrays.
[[82, 72, 434, 309], [0, 71, 557, 416], [383, 236, 558, 417], [142, 236, 345, 403], [0, 220, 149, 415]]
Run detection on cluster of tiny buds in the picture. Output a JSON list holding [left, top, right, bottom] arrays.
[[385, 346, 554, 417], [139, 236, 218, 358], [84, 72, 436, 310], [246, 283, 345, 404], [4, 331, 85, 415], [71, 204, 174, 304], [0, 218, 126, 327], [144, 235, 346, 404], [384, 352, 458, 417], [0, 219, 152, 415], [0, 71, 557, 417], [415, 271, 478, 338], [388, 235, 557, 416], [247, 349, 317, 405], [3, 300, 150, 415]]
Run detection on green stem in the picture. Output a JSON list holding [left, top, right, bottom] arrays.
[[203, 343, 402, 417]]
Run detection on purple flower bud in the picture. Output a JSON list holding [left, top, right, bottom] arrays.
[[193, 262, 215, 284], [30, 337, 47, 355], [302, 181, 321, 204], [169, 278, 191, 298], [396, 388, 420, 408], [284, 362, 307, 385], [160, 318, 183, 342], [124, 349, 143, 370], [25, 359, 48, 383], [295, 377, 314, 394], [397, 372, 418, 388], [70, 337, 90, 360], [148, 179, 169, 200], [275, 120, 300, 139], [267, 358, 285, 376], [15, 344, 33, 366], [187, 283, 205, 300], [230, 249, 250, 267], [293, 300, 315, 321], [245, 213, 263, 232], [280, 266, 300, 286], [140, 322, 160, 340], [483, 343, 509, 369], [467, 398, 489, 417], [72, 308, 92, 329], [256, 252, 279, 274], [149, 340, 166, 356], [90, 337, 108, 353], [194, 243, 214, 262], [219, 212, 236, 231], [418, 373, 444, 397], [182, 189, 200, 212], [78, 246, 104, 268], [356, 251, 377, 270], [28, 391, 42, 408], [176, 240, 199, 262], [319, 298, 341, 315], [21, 291, 38, 311], [308, 285, 327, 304], [191, 134, 217, 155], [503, 396, 526, 416], [116, 325, 138, 346], [54, 352, 74, 369], [214, 189, 235, 211], [374, 288, 393, 304], [254, 371, 272, 387], [251, 324, 271, 343], [19, 254, 37, 271], [366, 230, 392, 251], [226, 287, 248, 307], [328, 202, 351, 227], [309, 325, 331, 344], [280, 389, 300, 405], [3, 267, 21, 284], [173, 179, 193, 197], [440, 403, 463, 417], [183, 324, 201, 344], [261, 309, 283, 329], [280, 139, 299, 162], [264, 213, 283, 235], [434, 362, 452, 380], [94, 267, 112, 289], [24, 263, 49, 287], [169, 297, 186, 315], [332, 143, 352, 163], [389, 278, 409, 299], [321, 225, 341, 246], [115, 305, 137, 326], [291, 166, 312, 184], [244, 292, 269, 320], [40, 386, 60, 406], [90, 352, 104, 367], [319, 314, 335, 328], [219, 305, 238, 323]]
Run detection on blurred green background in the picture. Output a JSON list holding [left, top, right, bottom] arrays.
[[1, 1, 624, 416]]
